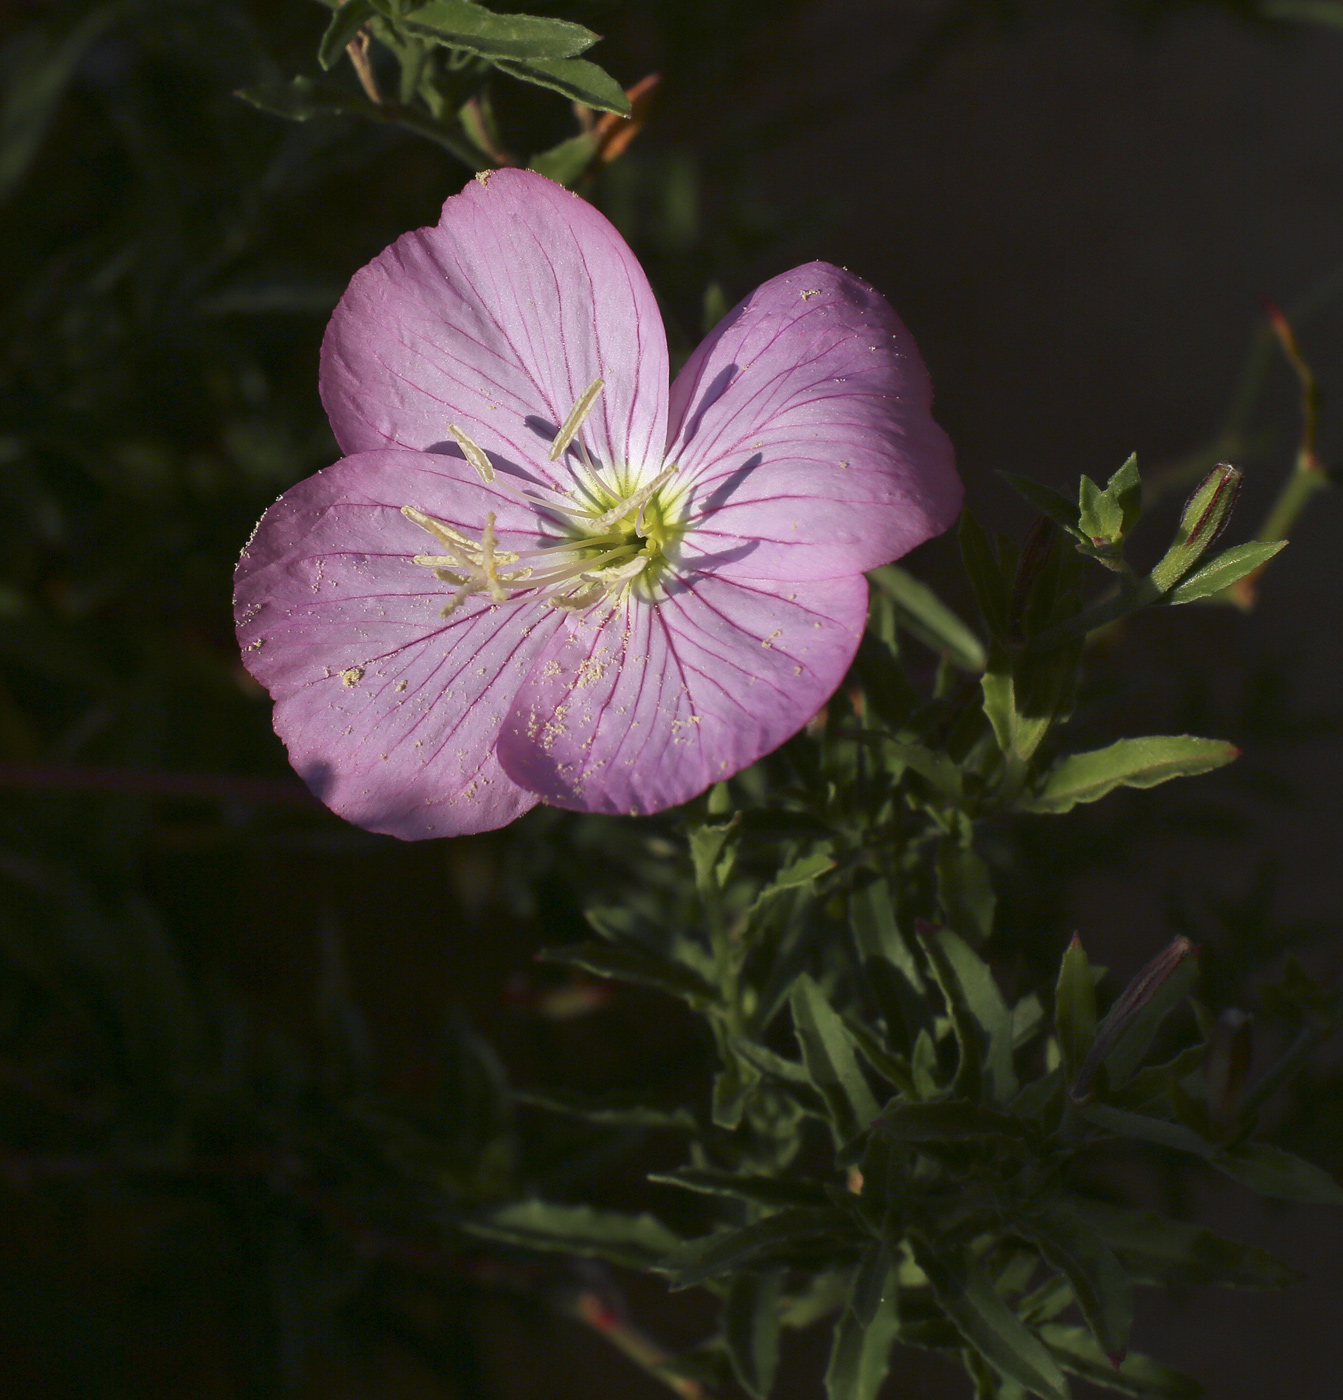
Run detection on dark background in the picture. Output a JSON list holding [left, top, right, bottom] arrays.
[[0, 1, 1340, 1395]]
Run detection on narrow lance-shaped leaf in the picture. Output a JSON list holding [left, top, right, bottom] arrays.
[[918, 924, 984, 1101], [1212, 1141, 1343, 1205], [1165, 540, 1287, 605], [791, 975, 882, 1141], [960, 510, 1010, 637], [1105, 454, 1143, 537], [386, 0, 600, 61], [1019, 736, 1238, 816], [1072, 1202, 1297, 1290], [1083, 1103, 1343, 1203], [998, 472, 1085, 540], [670, 1208, 862, 1290], [936, 839, 997, 945], [724, 1272, 785, 1400], [912, 1237, 1070, 1400], [319, 0, 375, 69], [464, 1200, 681, 1270], [825, 1289, 901, 1400], [868, 564, 986, 671], [920, 924, 1016, 1103], [496, 56, 633, 115], [540, 939, 719, 1007], [1041, 1326, 1202, 1400], [1020, 1204, 1132, 1364], [1054, 933, 1097, 1088]]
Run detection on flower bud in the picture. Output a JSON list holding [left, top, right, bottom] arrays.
[[1149, 464, 1241, 594], [1205, 1007, 1253, 1138], [1070, 936, 1197, 1102]]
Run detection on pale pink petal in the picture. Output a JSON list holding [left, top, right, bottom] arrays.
[[663, 262, 960, 580], [235, 449, 567, 838], [495, 574, 868, 815], [321, 170, 669, 489]]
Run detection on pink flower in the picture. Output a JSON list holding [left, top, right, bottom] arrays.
[[234, 170, 960, 838]]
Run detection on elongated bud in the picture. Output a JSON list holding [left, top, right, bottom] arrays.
[[1149, 464, 1241, 593], [1205, 1007, 1253, 1138], [1071, 936, 1197, 1102]]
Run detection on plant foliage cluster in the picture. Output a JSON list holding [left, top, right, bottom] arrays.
[[0, 2, 1341, 1397]]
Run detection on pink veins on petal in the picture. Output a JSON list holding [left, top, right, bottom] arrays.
[[234, 169, 961, 839]]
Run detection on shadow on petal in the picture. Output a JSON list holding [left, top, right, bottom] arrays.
[[675, 362, 739, 450]]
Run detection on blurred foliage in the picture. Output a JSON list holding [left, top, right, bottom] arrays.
[[0, 1, 1341, 1398]]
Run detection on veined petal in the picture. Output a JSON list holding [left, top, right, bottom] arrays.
[[665, 262, 960, 580], [234, 450, 566, 838], [321, 169, 669, 489], [495, 573, 869, 815]]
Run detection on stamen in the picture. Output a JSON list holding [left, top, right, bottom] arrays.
[[402, 505, 480, 552], [478, 513, 507, 601], [448, 424, 496, 483], [549, 378, 605, 463], [587, 466, 678, 534]]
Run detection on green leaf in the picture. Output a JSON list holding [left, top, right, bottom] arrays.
[[998, 473, 1084, 539], [725, 1272, 784, 1399], [791, 975, 882, 1141], [1212, 1141, 1343, 1205], [1078, 475, 1124, 544], [465, 1200, 680, 1269], [527, 130, 601, 186], [849, 877, 924, 992], [648, 1168, 829, 1210], [0, 2, 128, 201], [825, 1290, 901, 1400], [917, 941, 981, 1102], [319, 0, 375, 69], [877, 1099, 1037, 1145], [671, 1208, 862, 1289], [1263, 1, 1343, 27], [888, 740, 964, 799], [936, 838, 997, 943], [1041, 1326, 1202, 1399], [495, 56, 632, 115], [1080, 1102, 1213, 1158], [1105, 454, 1143, 537], [540, 939, 718, 1006], [868, 565, 986, 671], [1020, 1205, 1131, 1363], [514, 1088, 696, 1131], [851, 1244, 895, 1328], [1165, 540, 1287, 605], [912, 1239, 1070, 1400], [1054, 935, 1097, 1087], [960, 510, 1010, 637], [388, 0, 599, 61], [1018, 736, 1238, 815], [235, 74, 486, 163], [1072, 1203, 1297, 1290], [920, 926, 1016, 1103], [982, 648, 1054, 764], [752, 848, 836, 910]]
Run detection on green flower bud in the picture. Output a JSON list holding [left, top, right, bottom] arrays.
[[1149, 463, 1242, 594]]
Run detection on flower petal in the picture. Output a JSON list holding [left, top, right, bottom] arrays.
[[495, 573, 868, 815], [235, 449, 567, 838], [664, 262, 960, 580], [321, 170, 669, 488]]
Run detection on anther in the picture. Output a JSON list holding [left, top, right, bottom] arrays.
[[448, 424, 496, 483], [549, 378, 605, 463]]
